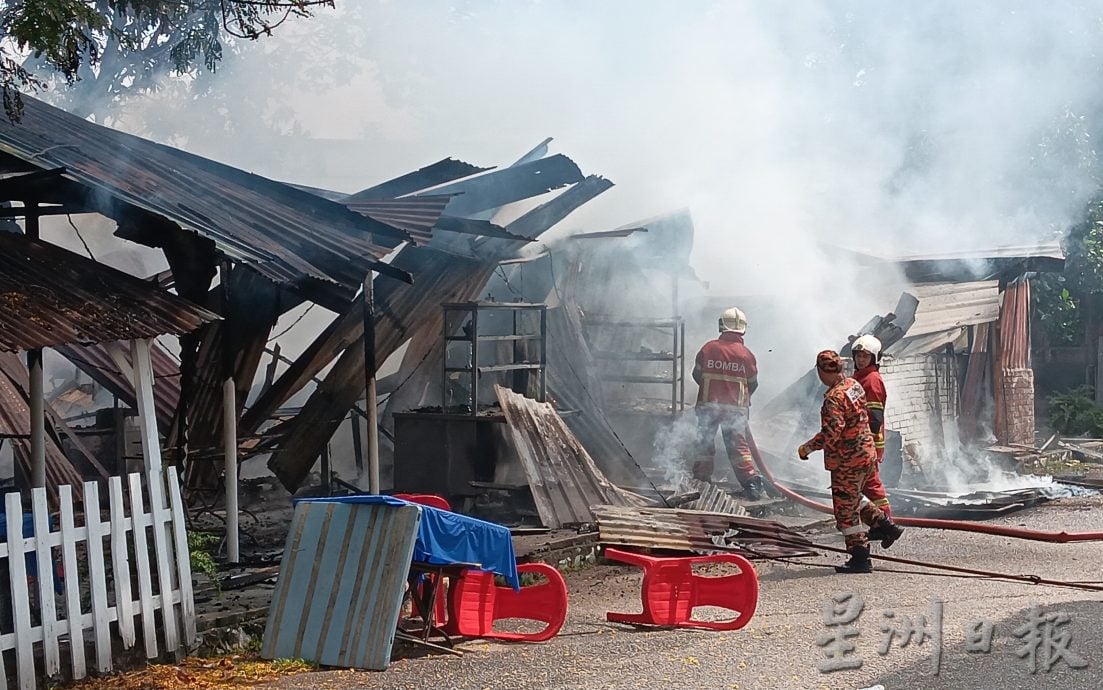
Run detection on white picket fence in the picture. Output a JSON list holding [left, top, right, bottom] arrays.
[[0, 466, 195, 689]]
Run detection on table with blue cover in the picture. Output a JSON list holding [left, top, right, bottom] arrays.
[[295, 494, 519, 651], [295, 494, 519, 589]]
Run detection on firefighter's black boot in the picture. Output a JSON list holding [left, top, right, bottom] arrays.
[[743, 475, 765, 501], [866, 517, 905, 549], [835, 545, 873, 574]]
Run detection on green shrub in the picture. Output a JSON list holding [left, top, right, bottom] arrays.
[[1048, 386, 1103, 436]]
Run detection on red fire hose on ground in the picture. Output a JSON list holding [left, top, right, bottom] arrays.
[[745, 428, 1103, 544]]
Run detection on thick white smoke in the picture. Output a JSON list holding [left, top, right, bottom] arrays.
[[30, 1, 1103, 487], [100, 1, 1103, 389]]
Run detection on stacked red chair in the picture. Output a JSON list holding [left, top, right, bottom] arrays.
[[444, 562, 568, 642], [394, 493, 453, 623], [393, 493, 452, 511], [604, 548, 758, 630]]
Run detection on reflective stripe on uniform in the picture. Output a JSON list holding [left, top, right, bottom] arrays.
[[873, 498, 890, 507], [701, 374, 749, 405], [840, 525, 866, 536], [867, 401, 884, 410]]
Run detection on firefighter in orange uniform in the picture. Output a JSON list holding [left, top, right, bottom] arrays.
[[691, 307, 766, 500], [797, 350, 901, 574], [851, 335, 904, 548]]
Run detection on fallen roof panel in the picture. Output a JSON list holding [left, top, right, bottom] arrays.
[[345, 194, 453, 246], [345, 158, 492, 202], [0, 232, 219, 352], [424, 154, 584, 217], [495, 385, 645, 529], [0, 95, 410, 293]]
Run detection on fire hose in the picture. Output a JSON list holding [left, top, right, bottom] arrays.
[[745, 428, 1103, 544]]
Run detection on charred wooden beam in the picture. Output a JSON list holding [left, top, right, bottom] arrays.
[[265, 173, 615, 492]]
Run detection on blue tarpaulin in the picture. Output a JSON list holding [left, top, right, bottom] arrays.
[[297, 495, 520, 590]]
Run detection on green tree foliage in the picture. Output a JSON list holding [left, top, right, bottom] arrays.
[[0, 0, 334, 120], [1034, 196, 1103, 346]]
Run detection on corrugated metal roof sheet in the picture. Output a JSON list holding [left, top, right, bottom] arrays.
[[495, 385, 645, 529], [345, 158, 492, 202], [0, 232, 218, 352], [344, 195, 454, 246], [262, 500, 420, 670], [826, 242, 1065, 282], [0, 95, 412, 293], [681, 479, 749, 516], [591, 504, 815, 559], [0, 352, 84, 507], [55, 340, 181, 430], [905, 280, 1000, 338]]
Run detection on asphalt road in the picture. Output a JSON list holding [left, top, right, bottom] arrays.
[[261, 495, 1103, 690]]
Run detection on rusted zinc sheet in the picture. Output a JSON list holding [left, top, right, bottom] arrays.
[[261, 500, 420, 670], [54, 340, 181, 431], [0, 353, 84, 506], [344, 195, 453, 246], [0, 233, 218, 352], [681, 479, 748, 516], [495, 386, 644, 529], [0, 94, 411, 297], [591, 504, 815, 559]]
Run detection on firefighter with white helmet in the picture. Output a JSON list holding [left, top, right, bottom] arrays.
[[850, 334, 904, 549], [690, 306, 766, 500]]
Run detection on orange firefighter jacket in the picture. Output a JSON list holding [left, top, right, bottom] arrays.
[[803, 376, 876, 472], [854, 364, 887, 460], [694, 332, 758, 407]]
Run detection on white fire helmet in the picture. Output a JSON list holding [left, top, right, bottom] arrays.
[[852, 334, 882, 360], [718, 307, 747, 334]]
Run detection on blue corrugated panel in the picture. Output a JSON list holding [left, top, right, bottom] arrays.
[[261, 501, 420, 670]]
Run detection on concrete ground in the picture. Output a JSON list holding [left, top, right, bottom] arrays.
[[260, 495, 1103, 690]]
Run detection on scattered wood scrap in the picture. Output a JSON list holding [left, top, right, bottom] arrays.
[[591, 504, 814, 559]]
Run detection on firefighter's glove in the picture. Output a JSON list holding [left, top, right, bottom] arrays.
[[797, 444, 810, 461]]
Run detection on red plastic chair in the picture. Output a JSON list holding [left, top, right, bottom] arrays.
[[394, 493, 453, 624], [604, 548, 758, 630], [444, 562, 568, 642], [393, 493, 452, 511]]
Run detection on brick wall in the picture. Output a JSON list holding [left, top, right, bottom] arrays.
[[878, 354, 960, 451], [1002, 368, 1034, 446]]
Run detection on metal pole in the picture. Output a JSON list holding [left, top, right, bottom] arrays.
[[470, 306, 480, 416], [363, 273, 380, 494], [539, 306, 548, 402], [220, 260, 239, 563]]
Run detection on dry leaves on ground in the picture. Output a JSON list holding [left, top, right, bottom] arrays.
[[64, 655, 315, 690]]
